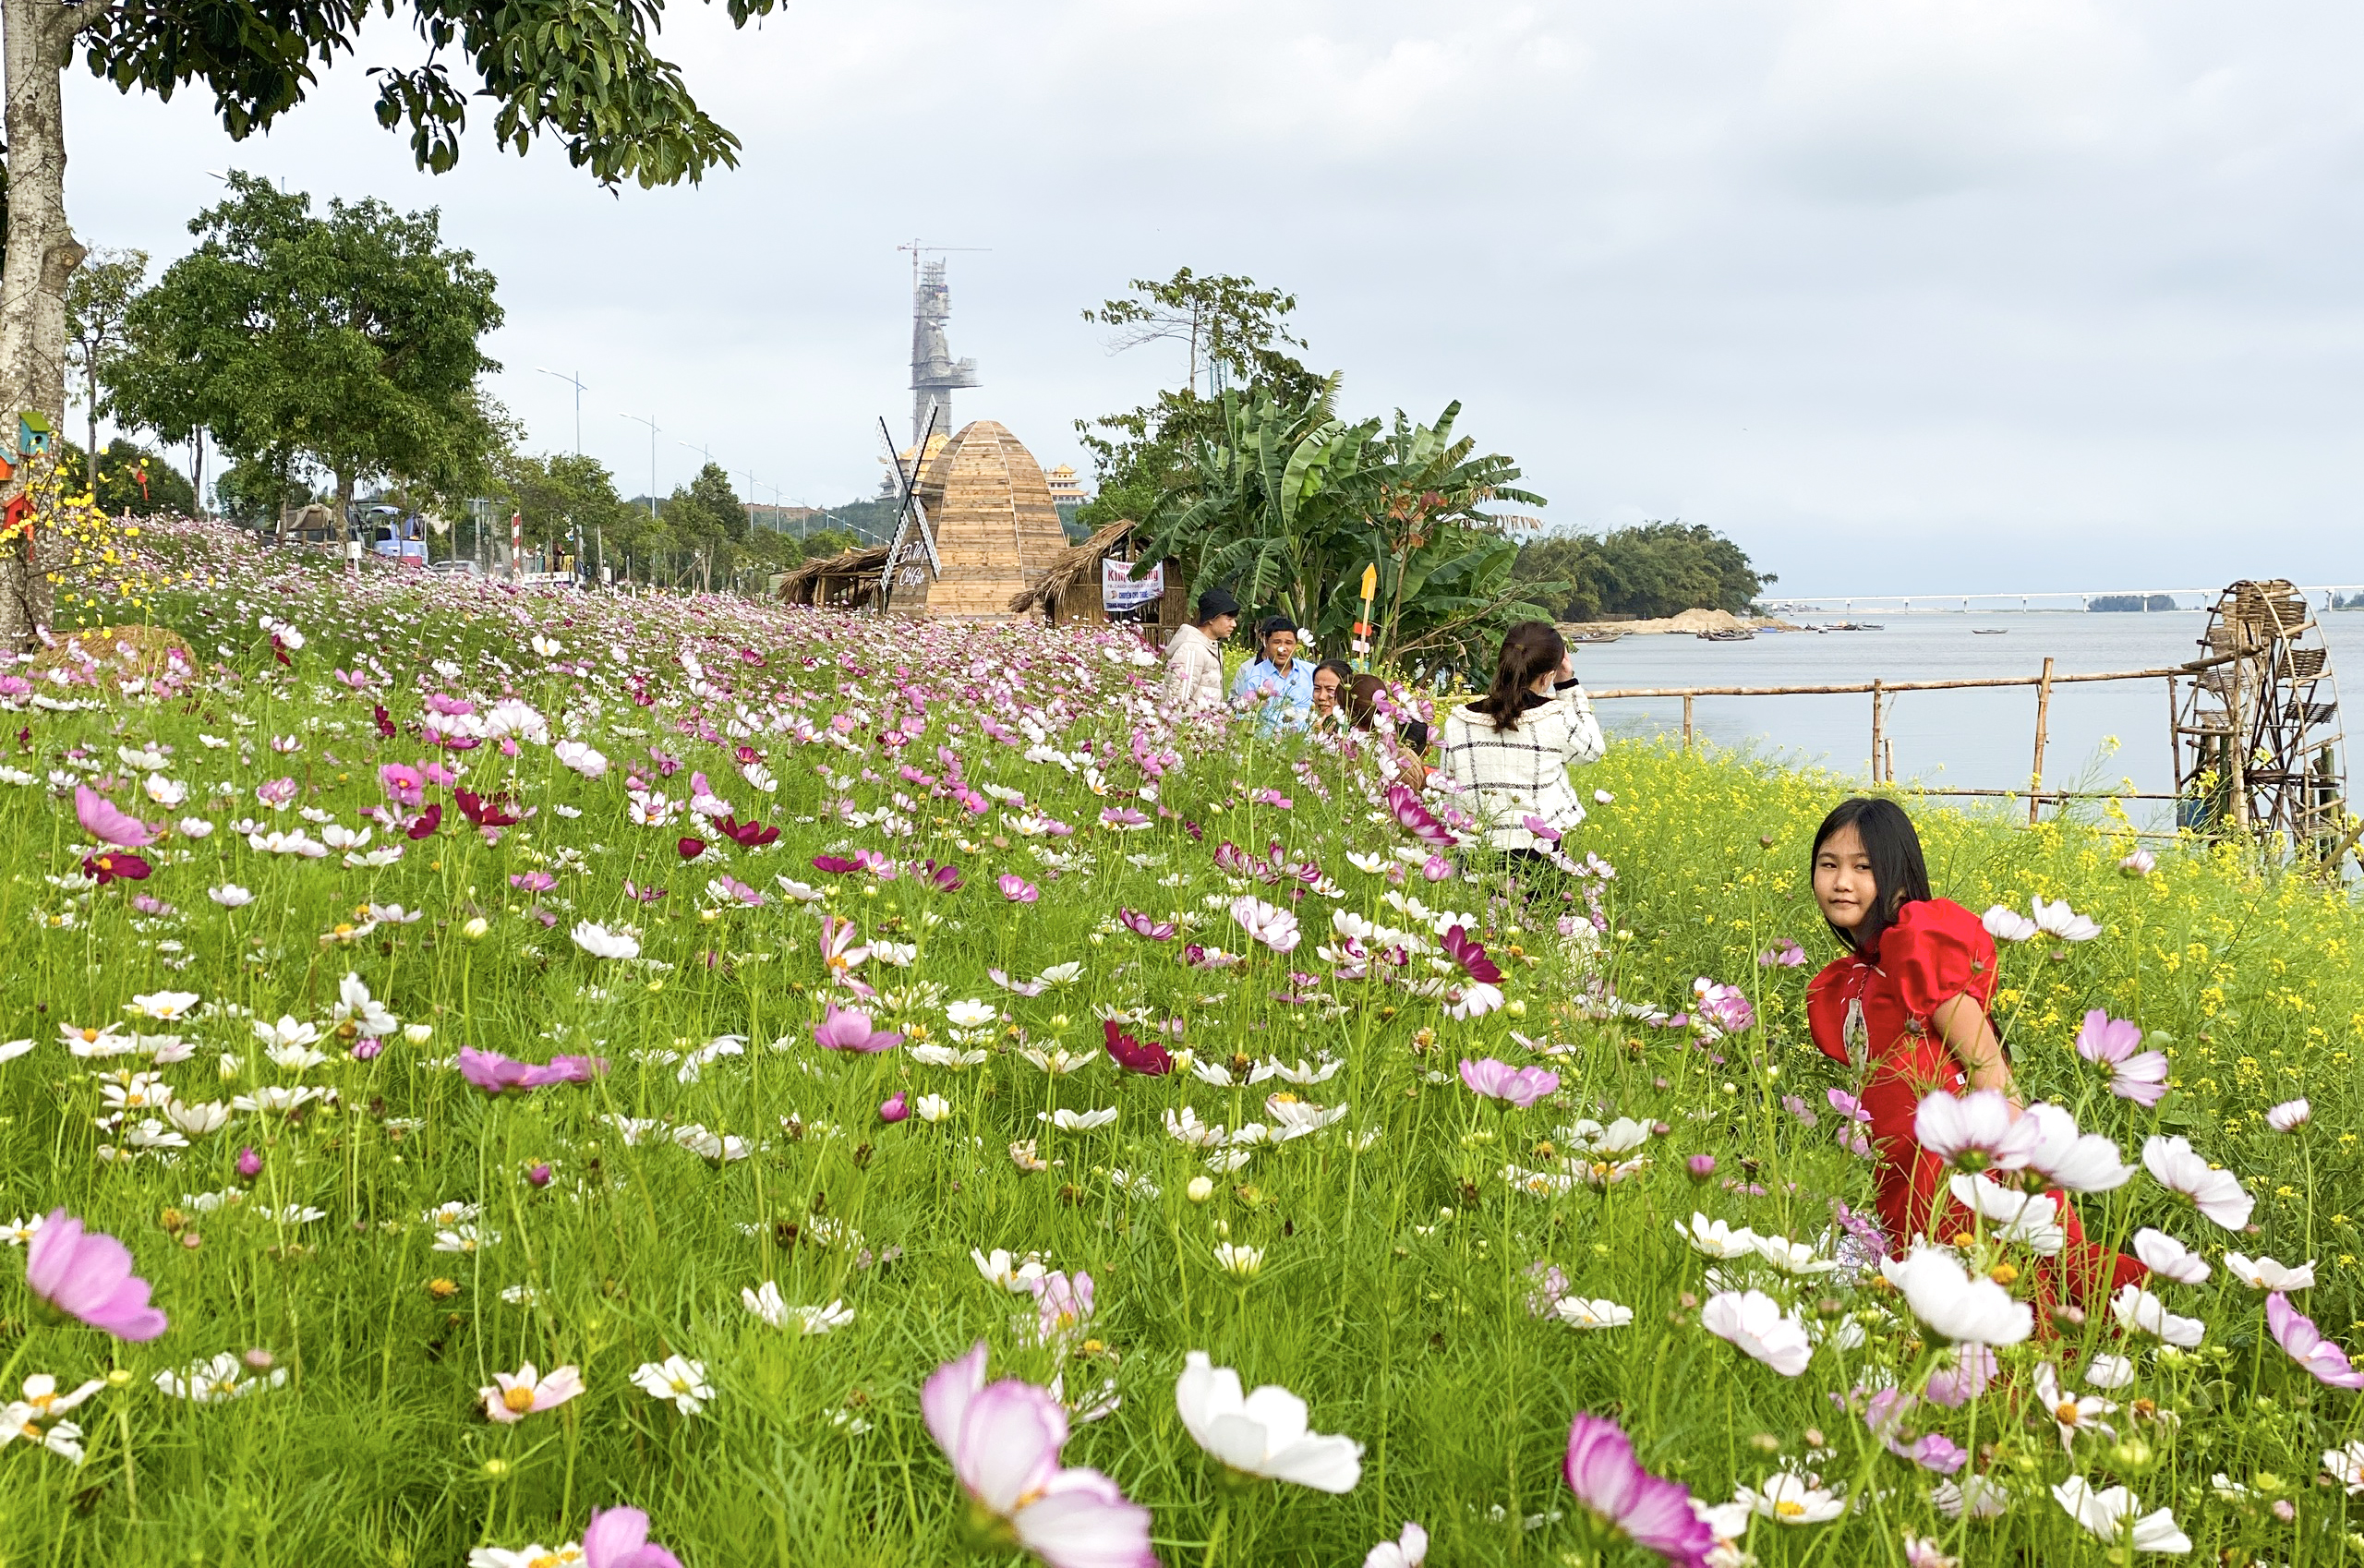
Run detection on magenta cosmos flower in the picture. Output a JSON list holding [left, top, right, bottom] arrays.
[[2266, 1292, 2364, 1390], [999, 874, 1041, 904], [1562, 1412, 1716, 1568], [814, 1003, 902, 1054], [1459, 1056, 1559, 1109], [583, 1507, 683, 1568], [2074, 1010, 2169, 1108], [24, 1210, 167, 1340], [922, 1342, 1155, 1568]]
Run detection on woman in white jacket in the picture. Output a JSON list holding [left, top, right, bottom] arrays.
[[1160, 589, 1239, 710], [1439, 621, 1606, 856]]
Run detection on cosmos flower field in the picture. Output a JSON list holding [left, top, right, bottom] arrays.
[[2, 516, 2361, 1567]]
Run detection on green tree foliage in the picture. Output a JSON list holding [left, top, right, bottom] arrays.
[[1074, 271, 1326, 532], [49, 438, 198, 516], [107, 174, 508, 537], [1512, 522, 1773, 621], [495, 452, 635, 559], [66, 247, 147, 463], [1141, 383, 1557, 676]]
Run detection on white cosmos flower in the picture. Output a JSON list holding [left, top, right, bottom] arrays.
[[2131, 1229, 2211, 1285], [164, 1100, 231, 1136], [2022, 1103, 2136, 1191], [2326, 1441, 2364, 1495], [0, 1039, 31, 1065], [2051, 1478, 2189, 1552], [1250, 1056, 1343, 1086], [1699, 1290, 1814, 1376], [868, 942, 918, 968], [126, 991, 201, 1022], [2085, 1354, 2137, 1390], [143, 773, 188, 807], [570, 922, 640, 960], [1037, 962, 1084, 986], [631, 1355, 713, 1416], [2030, 897, 2103, 942], [971, 1248, 1048, 1293], [1914, 1089, 2039, 1173], [945, 999, 997, 1029], [2141, 1136, 2254, 1230], [1173, 1351, 1362, 1491], [907, 1045, 988, 1069], [1042, 1107, 1117, 1132], [1212, 1244, 1264, 1277], [1980, 904, 2039, 942], [154, 1354, 288, 1403], [2031, 1360, 2117, 1450], [1345, 851, 1388, 874], [252, 1016, 321, 1051], [1948, 1176, 2066, 1256], [1016, 1047, 1092, 1076], [553, 740, 607, 778], [1881, 1245, 2033, 1345], [1737, 1472, 1845, 1524], [2265, 1098, 2310, 1132], [207, 884, 255, 908], [914, 1092, 952, 1123], [2223, 1252, 2316, 1291], [1677, 1212, 1761, 1260], [1749, 1234, 1840, 1275], [177, 815, 215, 838], [1229, 896, 1301, 954], [742, 1281, 853, 1334], [1551, 1297, 1634, 1329], [2110, 1285, 2205, 1347]]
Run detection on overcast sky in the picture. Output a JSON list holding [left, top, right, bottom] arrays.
[[64, 0, 2364, 596]]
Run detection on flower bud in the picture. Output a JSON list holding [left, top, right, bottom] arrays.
[[1187, 1176, 1214, 1203], [461, 916, 489, 940]]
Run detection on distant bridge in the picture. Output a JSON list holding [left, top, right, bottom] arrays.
[[1765, 584, 2364, 613]]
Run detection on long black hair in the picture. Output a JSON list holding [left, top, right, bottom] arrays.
[[1470, 621, 1565, 732], [1810, 797, 1931, 953]]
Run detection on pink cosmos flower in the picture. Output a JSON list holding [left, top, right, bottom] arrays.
[[1757, 938, 1806, 968], [1116, 908, 1176, 941], [879, 1092, 911, 1124], [1099, 806, 1152, 829], [1923, 1344, 1997, 1408], [1458, 1056, 1560, 1109], [1230, 897, 1301, 955], [23, 1210, 168, 1341], [1030, 1271, 1095, 1345], [508, 871, 557, 893], [814, 1004, 902, 1055], [479, 1361, 585, 1423], [999, 874, 1041, 904], [819, 915, 871, 981], [456, 1046, 606, 1094], [583, 1506, 683, 1568], [1387, 783, 1456, 850], [2266, 1292, 2364, 1390], [74, 784, 154, 849], [921, 1342, 1156, 1568], [2266, 1099, 2310, 1133], [83, 850, 152, 886], [2073, 1010, 2169, 1107], [379, 764, 425, 807], [1441, 925, 1502, 985], [1562, 1412, 1716, 1568]]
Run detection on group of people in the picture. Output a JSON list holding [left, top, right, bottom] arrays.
[[1159, 589, 2144, 1297]]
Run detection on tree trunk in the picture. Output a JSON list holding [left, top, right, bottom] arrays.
[[337, 468, 356, 553], [0, 0, 88, 648], [84, 381, 95, 483]]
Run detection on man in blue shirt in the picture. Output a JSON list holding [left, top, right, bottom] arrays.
[[1230, 616, 1314, 730]]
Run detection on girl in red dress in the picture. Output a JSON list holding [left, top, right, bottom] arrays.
[[1803, 798, 2141, 1306]]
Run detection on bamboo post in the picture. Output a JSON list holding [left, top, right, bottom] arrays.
[[2028, 657, 2055, 824], [2165, 675, 2178, 820], [1870, 681, 1885, 783], [1683, 694, 1695, 749]]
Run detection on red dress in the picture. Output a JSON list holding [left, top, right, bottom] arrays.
[[1806, 898, 2141, 1307]]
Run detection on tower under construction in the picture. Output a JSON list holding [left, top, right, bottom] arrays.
[[911, 259, 982, 446]]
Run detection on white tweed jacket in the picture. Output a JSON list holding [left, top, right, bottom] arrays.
[[1439, 682, 1607, 851]]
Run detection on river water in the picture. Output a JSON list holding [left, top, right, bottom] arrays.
[[1568, 609, 2364, 826]]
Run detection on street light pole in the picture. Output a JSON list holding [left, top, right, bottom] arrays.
[[621, 413, 659, 517], [536, 368, 587, 453]]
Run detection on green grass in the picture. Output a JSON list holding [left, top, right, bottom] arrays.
[[0, 518, 2356, 1567]]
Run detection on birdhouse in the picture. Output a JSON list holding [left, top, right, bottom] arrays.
[[16, 410, 51, 457], [2, 493, 30, 537], [0, 450, 16, 485]]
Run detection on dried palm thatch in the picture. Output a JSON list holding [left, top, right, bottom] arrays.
[[1007, 519, 1139, 616], [778, 543, 891, 608]]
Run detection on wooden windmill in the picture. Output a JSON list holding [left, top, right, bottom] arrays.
[[2172, 579, 2348, 862], [875, 408, 943, 612]]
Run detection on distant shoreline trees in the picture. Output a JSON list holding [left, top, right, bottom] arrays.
[[1511, 523, 1772, 622], [2089, 593, 2177, 612]]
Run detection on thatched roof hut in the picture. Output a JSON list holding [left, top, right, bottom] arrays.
[[777, 543, 891, 609], [1007, 518, 1188, 639], [889, 421, 1071, 620]]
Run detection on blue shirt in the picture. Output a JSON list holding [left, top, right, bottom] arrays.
[[1231, 657, 1315, 730]]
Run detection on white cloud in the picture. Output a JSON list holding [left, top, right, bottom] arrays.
[[59, 0, 2364, 591]]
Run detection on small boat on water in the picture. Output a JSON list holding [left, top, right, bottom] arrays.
[[1697, 628, 1756, 643], [1568, 631, 1625, 645], [1972, 629, 2009, 635], [1824, 622, 1884, 632]]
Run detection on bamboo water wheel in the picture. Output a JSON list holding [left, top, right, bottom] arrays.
[[2172, 580, 2347, 858]]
